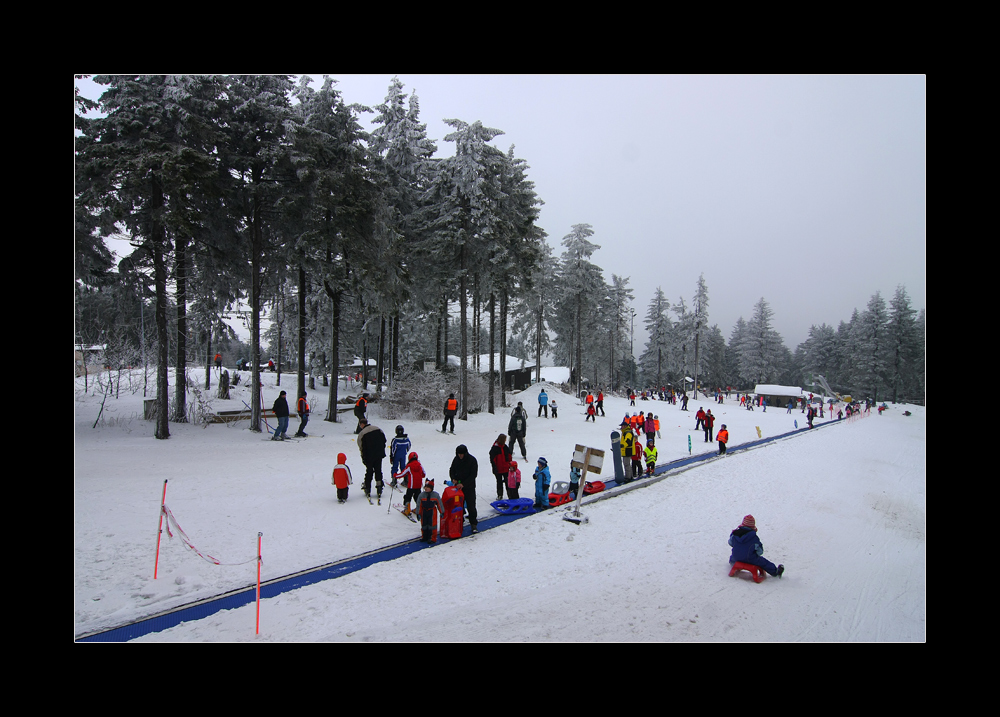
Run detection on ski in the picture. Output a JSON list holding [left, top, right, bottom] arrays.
[[263, 437, 299, 443], [392, 503, 418, 522], [294, 434, 324, 438]]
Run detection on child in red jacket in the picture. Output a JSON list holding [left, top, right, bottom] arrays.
[[396, 452, 426, 518], [332, 453, 353, 503], [631, 435, 643, 478]]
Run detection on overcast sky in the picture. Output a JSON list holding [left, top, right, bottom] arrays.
[[77, 74, 926, 350]]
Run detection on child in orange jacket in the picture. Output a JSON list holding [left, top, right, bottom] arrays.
[[717, 424, 729, 455]]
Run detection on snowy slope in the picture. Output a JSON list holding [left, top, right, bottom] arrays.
[[74, 370, 925, 641]]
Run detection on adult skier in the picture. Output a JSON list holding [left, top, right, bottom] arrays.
[[507, 402, 528, 461], [354, 394, 368, 434], [270, 390, 290, 441], [442, 393, 458, 434], [356, 418, 387, 503], [294, 391, 309, 437]]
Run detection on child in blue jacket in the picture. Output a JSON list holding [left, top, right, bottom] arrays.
[[728, 515, 784, 578], [569, 464, 582, 498], [389, 425, 411, 488], [533, 457, 551, 510]]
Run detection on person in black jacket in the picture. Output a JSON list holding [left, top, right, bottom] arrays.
[[507, 402, 528, 460], [354, 394, 368, 434], [356, 419, 387, 502], [449, 444, 479, 534], [271, 390, 289, 441]]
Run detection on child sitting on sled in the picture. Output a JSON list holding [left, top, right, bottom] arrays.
[[728, 515, 784, 578]]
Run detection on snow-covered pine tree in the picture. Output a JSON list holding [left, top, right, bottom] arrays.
[[727, 317, 748, 389], [691, 273, 710, 396], [509, 241, 558, 385], [78, 75, 223, 439], [837, 313, 860, 396], [492, 146, 545, 409], [887, 285, 921, 403], [739, 297, 784, 386], [215, 75, 298, 431], [801, 323, 839, 390], [558, 224, 604, 397], [423, 119, 507, 420], [287, 75, 380, 421], [369, 78, 439, 388], [702, 325, 728, 389], [74, 78, 116, 290], [608, 275, 635, 391], [672, 297, 692, 390], [854, 291, 891, 402], [639, 287, 670, 389]]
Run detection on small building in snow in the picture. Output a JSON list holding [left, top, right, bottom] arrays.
[[753, 384, 805, 409]]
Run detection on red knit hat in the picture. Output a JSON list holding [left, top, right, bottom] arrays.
[[741, 515, 756, 529]]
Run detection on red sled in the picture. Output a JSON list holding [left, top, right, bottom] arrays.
[[583, 481, 605, 494], [729, 561, 765, 583], [549, 492, 573, 506], [440, 485, 465, 539]]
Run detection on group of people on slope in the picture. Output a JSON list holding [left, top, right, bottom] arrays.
[[269, 390, 311, 440]]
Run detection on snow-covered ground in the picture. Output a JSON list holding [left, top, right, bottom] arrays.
[[74, 368, 925, 642]]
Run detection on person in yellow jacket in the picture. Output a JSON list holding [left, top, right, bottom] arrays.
[[620, 423, 635, 460], [717, 424, 729, 455], [644, 439, 657, 476]]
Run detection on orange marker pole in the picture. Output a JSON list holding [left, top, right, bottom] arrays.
[[256, 532, 263, 635], [153, 480, 168, 579]]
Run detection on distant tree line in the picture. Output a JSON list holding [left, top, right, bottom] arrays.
[[635, 283, 924, 404]]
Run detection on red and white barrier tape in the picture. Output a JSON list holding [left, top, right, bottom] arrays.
[[162, 505, 259, 567]]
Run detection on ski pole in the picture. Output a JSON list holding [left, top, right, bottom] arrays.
[[387, 473, 400, 513]]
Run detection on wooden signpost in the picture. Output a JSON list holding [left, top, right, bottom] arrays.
[[564, 444, 604, 524]]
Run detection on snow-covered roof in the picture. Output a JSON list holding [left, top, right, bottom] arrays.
[[343, 358, 376, 368], [754, 384, 803, 396], [444, 355, 536, 372], [537, 366, 570, 384]]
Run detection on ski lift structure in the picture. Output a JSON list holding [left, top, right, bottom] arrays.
[[807, 374, 850, 404]]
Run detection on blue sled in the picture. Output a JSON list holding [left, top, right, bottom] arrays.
[[490, 497, 535, 515]]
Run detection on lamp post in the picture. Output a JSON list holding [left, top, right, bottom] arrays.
[[630, 308, 636, 389]]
